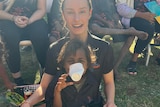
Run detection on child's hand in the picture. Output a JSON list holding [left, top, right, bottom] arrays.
[[55, 74, 74, 92]]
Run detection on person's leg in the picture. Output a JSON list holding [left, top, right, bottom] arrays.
[[90, 22, 148, 77], [156, 52, 160, 65], [27, 19, 49, 69], [127, 18, 155, 74], [1, 21, 24, 85], [113, 36, 135, 76], [90, 23, 148, 40]]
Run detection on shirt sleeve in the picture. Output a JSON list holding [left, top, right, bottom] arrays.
[[44, 45, 59, 76], [101, 43, 114, 74], [116, 2, 137, 18]]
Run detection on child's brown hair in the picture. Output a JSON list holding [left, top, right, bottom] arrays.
[[57, 38, 95, 69]]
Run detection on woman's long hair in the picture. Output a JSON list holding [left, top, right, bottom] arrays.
[[0, 31, 6, 62]]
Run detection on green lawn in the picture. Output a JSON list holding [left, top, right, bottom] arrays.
[[0, 42, 160, 107], [112, 42, 160, 107]]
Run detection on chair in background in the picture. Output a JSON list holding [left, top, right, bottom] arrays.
[[19, 40, 43, 80], [19, 40, 35, 62], [145, 33, 160, 66]]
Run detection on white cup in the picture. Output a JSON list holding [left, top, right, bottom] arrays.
[[69, 63, 84, 82]]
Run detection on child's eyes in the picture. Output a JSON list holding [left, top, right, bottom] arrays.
[[67, 60, 74, 64], [66, 60, 86, 65], [79, 59, 86, 64]]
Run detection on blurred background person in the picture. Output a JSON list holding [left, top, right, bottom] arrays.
[[116, 0, 160, 75], [0, 0, 49, 85]]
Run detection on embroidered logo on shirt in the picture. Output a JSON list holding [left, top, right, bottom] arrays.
[[91, 48, 100, 69]]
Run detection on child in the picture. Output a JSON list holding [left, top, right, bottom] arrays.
[[45, 39, 104, 107]]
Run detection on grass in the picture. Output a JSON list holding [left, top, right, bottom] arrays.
[[112, 42, 160, 107], [0, 41, 160, 107]]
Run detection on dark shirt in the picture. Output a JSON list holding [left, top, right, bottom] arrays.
[[45, 32, 114, 84], [8, 0, 37, 17], [45, 69, 104, 107]]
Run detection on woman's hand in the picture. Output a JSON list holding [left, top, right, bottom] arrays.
[[13, 16, 29, 28], [55, 74, 74, 92], [141, 12, 156, 24], [21, 101, 31, 107], [103, 102, 117, 107]]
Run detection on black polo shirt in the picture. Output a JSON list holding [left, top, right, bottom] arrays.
[[45, 32, 114, 84], [45, 69, 104, 107]]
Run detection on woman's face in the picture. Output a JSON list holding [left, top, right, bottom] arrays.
[[62, 0, 92, 37], [64, 49, 88, 75]]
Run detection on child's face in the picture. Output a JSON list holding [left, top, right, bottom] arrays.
[[64, 49, 88, 74]]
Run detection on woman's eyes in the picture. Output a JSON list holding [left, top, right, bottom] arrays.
[[67, 11, 74, 14], [66, 10, 86, 15], [80, 10, 86, 14]]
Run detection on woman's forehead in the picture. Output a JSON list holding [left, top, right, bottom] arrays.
[[63, 0, 89, 9]]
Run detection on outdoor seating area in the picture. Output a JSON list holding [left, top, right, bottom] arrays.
[[0, 0, 160, 106], [0, 39, 160, 107]]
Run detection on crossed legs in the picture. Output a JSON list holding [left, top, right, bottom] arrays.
[[90, 23, 148, 78]]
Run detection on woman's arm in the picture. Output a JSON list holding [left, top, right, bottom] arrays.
[[21, 73, 53, 107], [0, 2, 14, 21], [103, 70, 117, 107], [116, 2, 156, 25], [0, 2, 29, 28], [134, 11, 155, 23], [28, 0, 46, 24]]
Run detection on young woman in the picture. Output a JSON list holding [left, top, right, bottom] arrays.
[[21, 0, 117, 106], [0, 0, 49, 85]]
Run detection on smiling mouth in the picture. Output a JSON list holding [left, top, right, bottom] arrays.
[[72, 24, 83, 28]]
